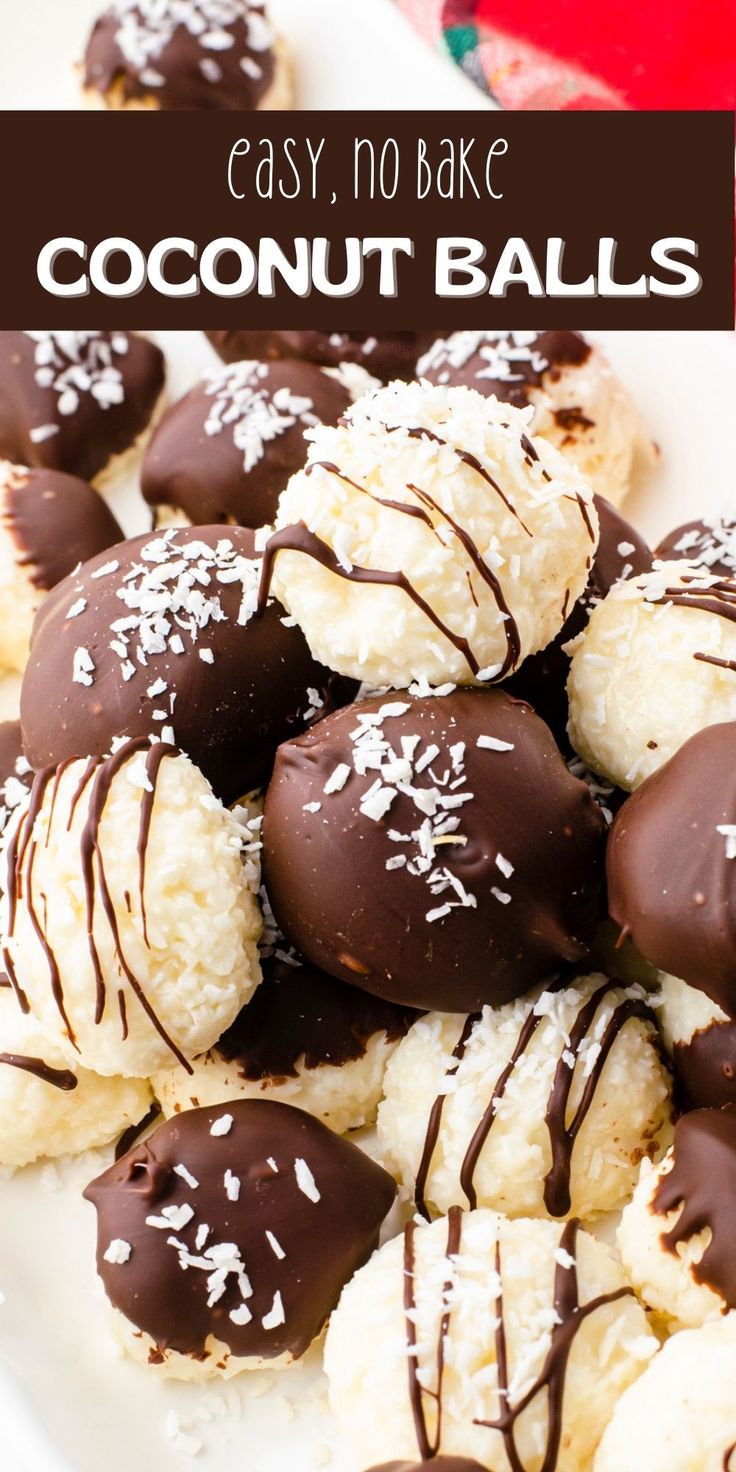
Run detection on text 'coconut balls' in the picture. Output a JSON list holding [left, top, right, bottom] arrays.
[[261, 379, 599, 689]]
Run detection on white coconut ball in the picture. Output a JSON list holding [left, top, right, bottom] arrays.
[[0, 987, 152, 1167], [567, 563, 736, 789], [267, 380, 599, 688], [617, 1152, 727, 1332], [1, 740, 262, 1078], [594, 1316, 736, 1472], [325, 1208, 656, 1471], [377, 972, 672, 1222], [153, 1029, 399, 1135]]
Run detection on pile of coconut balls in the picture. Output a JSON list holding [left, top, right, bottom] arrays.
[[2, 327, 736, 1472]]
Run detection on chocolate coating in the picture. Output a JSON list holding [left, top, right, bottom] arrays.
[[656, 517, 736, 579], [206, 331, 442, 382], [418, 329, 591, 407], [505, 495, 652, 747], [84, 0, 276, 111], [84, 1098, 397, 1361], [141, 360, 351, 529], [0, 720, 33, 840], [217, 954, 417, 1079], [1, 465, 122, 590], [365, 1462, 489, 1471], [20, 525, 354, 804], [262, 690, 606, 1013], [0, 333, 164, 483], [673, 1022, 736, 1111], [607, 722, 736, 1015], [654, 1106, 736, 1310]]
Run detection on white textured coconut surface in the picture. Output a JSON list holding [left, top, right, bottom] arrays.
[[594, 1316, 736, 1472], [269, 381, 598, 687], [0, 989, 151, 1168], [617, 1153, 727, 1330], [153, 1029, 398, 1136], [567, 562, 736, 788], [654, 970, 729, 1048], [377, 973, 672, 1221], [108, 1308, 297, 1381], [325, 1208, 656, 1471], [1, 746, 262, 1077]]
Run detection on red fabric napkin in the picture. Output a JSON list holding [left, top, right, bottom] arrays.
[[399, 0, 736, 109]]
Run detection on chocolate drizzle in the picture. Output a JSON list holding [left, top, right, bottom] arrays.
[[0, 1052, 77, 1090], [3, 736, 190, 1070], [652, 578, 736, 671], [653, 1107, 736, 1311], [475, 1220, 631, 1472], [403, 1206, 463, 1460], [415, 975, 655, 1219]]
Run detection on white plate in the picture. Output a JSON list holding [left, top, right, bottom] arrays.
[[0, 326, 735, 1472], [0, 0, 492, 110]]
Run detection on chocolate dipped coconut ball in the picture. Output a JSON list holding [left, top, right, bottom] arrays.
[[20, 525, 353, 804], [206, 331, 442, 382], [0, 332, 165, 488], [153, 951, 416, 1134], [618, 1107, 736, 1332], [656, 510, 736, 577], [325, 1208, 655, 1471], [567, 564, 736, 789], [377, 971, 672, 1223], [594, 1317, 736, 1472], [655, 971, 736, 1110], [1, 738, 262, 1077], [262, 690, 606, 1013], [141, 359, 352, 530], [418, 330, 651, 507], [263, 379, 599, 689], [0, 987, 152, 1169], [0, 721, 32, 839], [82, 0, 292, 112], [84, 1098, 397, 1377], [0, 461, 122, 673], [504, 493, 652, 747]]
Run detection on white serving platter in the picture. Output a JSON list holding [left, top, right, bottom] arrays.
[[0, 325, 734, 1472]]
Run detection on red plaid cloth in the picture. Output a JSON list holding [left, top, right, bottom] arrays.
[[398, 0, 736, 109]]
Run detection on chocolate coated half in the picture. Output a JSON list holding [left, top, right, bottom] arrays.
[[206, 331, 442, 382], [2, 466, 122, 590], [418, 329, 591, 407], [84, 1098, 397, 1361], [262, 689, 605, 1013], [654, 1106, 736, 1311]]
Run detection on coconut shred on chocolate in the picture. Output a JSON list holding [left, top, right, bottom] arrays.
[[84, 1099, 396, 1364], [83, 0, 277, 111], [263, 689, 605, 1013], [20, 525, 355, 803], [0, 332, 164, 483], [417, 329, 591, 404], [141, 360, 351, 529], [206, 331, 443, 381]]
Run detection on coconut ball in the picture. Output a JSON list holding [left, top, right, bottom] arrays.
[[0, 987, 152, 1168], [567, 564, 736, 789], [417, 330, 652, 507], [607, 723, 736, 1014], [377, 971, 672, 1222], [19, 525, 355, 804], [206, 331, 442, 382], [618, 1108, 736, 1332], [0, 332, 165, 487], [657, 511, 736, 577], [325, 1208, 656, 1471], [594, 1316, 736, 1472], [82, 0, 292, 111], [153, 953, 416, 1135], [140, 360, 353, 531], [0, 460, 122, 673], [84, 1099, 397, 1378], [262, 689, 606, 1014], [504, 493, 652, 748], [1, 738, 262, 1078], [263, 380, 598, 689], [655, 972, 736, 1110]]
